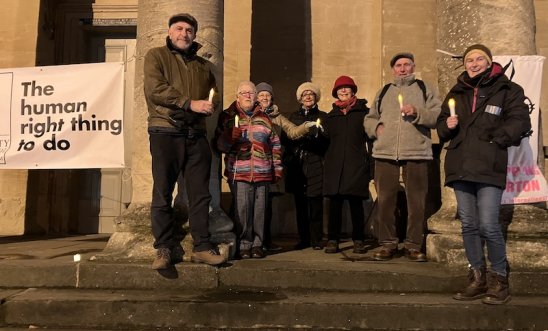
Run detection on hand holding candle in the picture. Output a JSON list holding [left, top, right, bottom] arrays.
[[208, 88, 215, 102], [448, 98, 456, 117]]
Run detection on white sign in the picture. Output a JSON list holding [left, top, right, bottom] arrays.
[[494, 55, 548, 204], [0, 62, 125, 169]]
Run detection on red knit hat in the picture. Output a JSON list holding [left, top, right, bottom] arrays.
[[332, 75, 357, 98]]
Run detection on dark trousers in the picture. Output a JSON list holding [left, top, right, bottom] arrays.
[[327, 195, 365, 242], [149, 134, 212, 252], [375, 159, 427, 251], [294, 194, 324, 246]]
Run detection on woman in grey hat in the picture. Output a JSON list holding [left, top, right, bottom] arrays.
[[255, 82, 316, 251]]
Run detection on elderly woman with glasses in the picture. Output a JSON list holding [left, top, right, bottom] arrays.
[[282, 82, 328, 250], [215, 81, 282, 259]]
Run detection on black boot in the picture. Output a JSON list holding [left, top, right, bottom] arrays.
[[482, 271, 511, 305], [453, 266, 487, 301]]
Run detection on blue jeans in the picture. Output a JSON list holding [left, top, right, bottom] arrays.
[[453, 181, 507, 276]]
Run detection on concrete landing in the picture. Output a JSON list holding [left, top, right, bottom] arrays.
[[1, 234, 547, 330]]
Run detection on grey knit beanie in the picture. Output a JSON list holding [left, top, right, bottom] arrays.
[[256, 82, 274, 97]]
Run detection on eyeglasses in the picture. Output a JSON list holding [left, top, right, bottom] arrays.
[[238, 91, 256, 96], [302, 92, 315, 98]]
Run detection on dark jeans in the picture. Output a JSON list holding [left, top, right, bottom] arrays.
[[294, 193, 324, 246], [149, 134, 212, 252], [327, 195, 364, 242], [375, 159, 427, 251]]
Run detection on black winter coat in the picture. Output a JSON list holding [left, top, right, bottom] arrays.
[[322, 99, 371, 198], [282, 105, 328, 197], [436, 63, 531, 189]]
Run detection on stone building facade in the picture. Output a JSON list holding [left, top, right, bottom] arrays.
[[0, 0, 547, 237]]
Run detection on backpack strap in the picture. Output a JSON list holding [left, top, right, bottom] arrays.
[[376, 80, 428, 113], [414, 79, 428, 103], [376, 83, 392, 114]]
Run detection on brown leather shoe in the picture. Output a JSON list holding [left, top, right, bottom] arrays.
[[404, 248, 427, 262], [239, 249, 251, 259], [151, 247, 172, 270], [251, 246, 265, 259], [192, 249, 226, 265], [324, 240, 339, 254], [353, 240, 367, 254], [373, 247, 397, 261]]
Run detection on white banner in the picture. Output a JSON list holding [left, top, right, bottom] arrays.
[[494, 55, 548, 204], [0, 62, 125, 169]]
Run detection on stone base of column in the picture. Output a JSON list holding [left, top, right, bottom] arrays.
[[94, 203, 236, 262], [427, 204, 548, 269]]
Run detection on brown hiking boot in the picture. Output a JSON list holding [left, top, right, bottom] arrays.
[[453, 266, 487, 300], [482, 271, 511, 305], [192, 249, 226, 266], [151, 247, 172, 270]]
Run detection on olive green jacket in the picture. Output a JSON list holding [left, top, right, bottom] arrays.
[[143, 38, 217, 131]]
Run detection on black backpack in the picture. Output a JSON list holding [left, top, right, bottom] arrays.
[[376, 79, 428, 112]]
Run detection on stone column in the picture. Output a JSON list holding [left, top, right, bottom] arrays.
[[428, 0, 548, 268], [99, 0, 235, 261]]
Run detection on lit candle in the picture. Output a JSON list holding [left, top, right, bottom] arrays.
[[234, 114, 239, 128], [448, 98, 456, 117], [208, 88, 215, 102], [315, 118, 321, 128], [398, 94, 403, 109]]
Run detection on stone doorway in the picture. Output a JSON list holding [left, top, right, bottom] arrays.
[[24, 0, 136, 234]]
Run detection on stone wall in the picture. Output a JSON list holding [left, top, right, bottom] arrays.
[[0, 0, 41, 235], [536, 0, 548, 152], [0, 0, 546, 235]]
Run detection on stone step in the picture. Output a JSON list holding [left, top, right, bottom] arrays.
[[1, 259, 547, 295], [1, 288, 547, 330]]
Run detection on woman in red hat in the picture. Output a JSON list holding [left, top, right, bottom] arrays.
[[322, 76, 372, 254]]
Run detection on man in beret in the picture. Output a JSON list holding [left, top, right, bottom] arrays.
[[144, 13, 225, 269], [364, 52, 441, 262]]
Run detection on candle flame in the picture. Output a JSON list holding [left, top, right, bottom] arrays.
[[208, 88, 215, 102], [315, 118, 321, 127], [234, 114, 239, 128]]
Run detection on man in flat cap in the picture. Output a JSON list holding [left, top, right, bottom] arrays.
[[364, 52, 441, 262], [144, 13, 225, 269]]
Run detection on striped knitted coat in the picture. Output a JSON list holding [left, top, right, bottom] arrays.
[[215, 101, 282, 183]]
